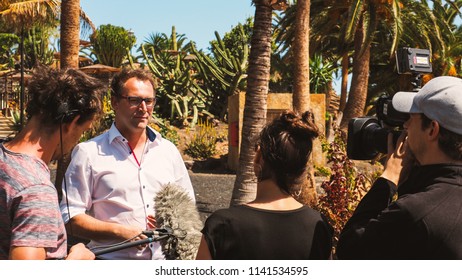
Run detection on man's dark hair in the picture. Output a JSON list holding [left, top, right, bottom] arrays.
[[421, 114, 462, 160], [110, 67, 157, 98], [26, 66, 105, 128]]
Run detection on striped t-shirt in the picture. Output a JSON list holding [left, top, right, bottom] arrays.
[[0, 144, 67, 259]]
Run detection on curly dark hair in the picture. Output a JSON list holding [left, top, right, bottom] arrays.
[[110, 67, 157, 98], [26, 66, 105, 127], [257, 110, 320, 195]]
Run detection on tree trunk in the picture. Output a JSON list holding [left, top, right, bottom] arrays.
[[291, 0, 317, 206], [292, 0, 310, 114], [340, 22, 370, 131], [230, 0, 273, 206], [55, 0, 81, 195], [60, 0, 81, 69]]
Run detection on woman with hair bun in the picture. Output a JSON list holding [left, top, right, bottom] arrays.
[[196, 110, 333, 260]]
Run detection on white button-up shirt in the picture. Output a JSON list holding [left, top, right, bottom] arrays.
[[60, 124, 195, 259]]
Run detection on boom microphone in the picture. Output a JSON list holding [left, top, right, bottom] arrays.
[[154, 183, 203, 260]]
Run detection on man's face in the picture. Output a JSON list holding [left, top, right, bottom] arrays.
[[112, 77, 155, 136], [403, 113, 427, 163]]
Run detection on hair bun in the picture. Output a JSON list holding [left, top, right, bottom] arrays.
[[278, 110, 319, 140]]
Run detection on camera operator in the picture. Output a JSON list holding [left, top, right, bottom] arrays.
[[337, 76, 462, 259]]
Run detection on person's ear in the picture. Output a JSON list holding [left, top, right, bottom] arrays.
[[111, 96, 119, 111], [62, 114, 81, 133], [428, 120, 440, 141], [254, 145, 263, 164]]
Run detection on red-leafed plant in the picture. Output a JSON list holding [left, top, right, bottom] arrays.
[[315, 129, 381, 257]]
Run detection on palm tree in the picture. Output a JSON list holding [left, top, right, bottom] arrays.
[[54, 0, 81, 196], [339, 15, 371, 130], [275, 0, 347, 108], [364, 0, 461, 108], [56, 0, 96, 192], [422, 0, 462, 77], [60, 0, 80, 69], [230, 0, 288, 206], [0, 0, 60, 126], [278, 0, 405, 130], [291, 0, 320, 206], [0, 0, 94, 122], [292, 0, 310, 114]]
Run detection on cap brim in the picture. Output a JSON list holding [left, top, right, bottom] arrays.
[[392, 91, 421, 113]]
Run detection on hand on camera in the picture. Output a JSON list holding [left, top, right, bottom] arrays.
[[381, 131, 415, 186]]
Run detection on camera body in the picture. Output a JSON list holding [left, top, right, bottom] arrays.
[[346, 48, 432, 160]]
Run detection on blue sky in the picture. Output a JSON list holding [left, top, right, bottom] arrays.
[[80, 0, 256, 51], [79, 1, 461, 94]]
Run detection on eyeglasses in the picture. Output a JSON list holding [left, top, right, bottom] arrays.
[[120, 96, 156, 107]]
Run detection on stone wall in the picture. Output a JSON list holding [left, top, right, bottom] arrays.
[[228, 92, 326, 171]]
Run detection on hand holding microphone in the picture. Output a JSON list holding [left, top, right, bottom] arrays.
[[91, 183, 202, 258], [154, 183, 203, 260]]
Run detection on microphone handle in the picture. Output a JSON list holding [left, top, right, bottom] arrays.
[[92, 237, 153, 256]]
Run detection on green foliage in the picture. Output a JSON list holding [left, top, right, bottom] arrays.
[[270, 11, 295, 93], [135, 22, 251, 124], [140, 26, 211, 127], [90, 24, 136, 67], [191, 24, 249, 119], [0, 26, 55, 70], [0, 33, 19, 69], [140, 31, 191, 57], [210, 17, 253, 59], [24, 26, 56, 67], [184, 119, 218, 160], [80, 92, 114, 143], [309, 54, 338, 93], [149, 115, 180, 146]]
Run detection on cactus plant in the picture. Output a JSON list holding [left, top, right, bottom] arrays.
[[90, 24, 136, 67], [140, 26, 211, 127], [139, 24, 249, 125], [190, 24, 249, 119]]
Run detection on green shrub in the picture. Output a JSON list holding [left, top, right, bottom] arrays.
[[149, 115, 180, 146], [184, 119, 217, 160]]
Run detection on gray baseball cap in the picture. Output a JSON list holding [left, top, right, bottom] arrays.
[[392, 76, 462, 134]]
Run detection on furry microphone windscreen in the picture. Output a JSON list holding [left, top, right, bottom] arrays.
[[154, 183, 203, 260]]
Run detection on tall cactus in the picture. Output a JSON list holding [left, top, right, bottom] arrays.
[[141, 26, 210, 127], [191, 24, 249, 119], [140, 24, 249, 124]]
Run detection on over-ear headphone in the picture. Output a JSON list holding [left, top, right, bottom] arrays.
[[55, 99, 85, 122], [55, 102, 76, 121]]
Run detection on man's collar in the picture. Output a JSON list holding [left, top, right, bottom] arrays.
[[146, 127, 156, 141], [108, 123, 157, 144]]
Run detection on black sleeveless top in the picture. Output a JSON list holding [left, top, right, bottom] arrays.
[[201, 204, 333, 259]]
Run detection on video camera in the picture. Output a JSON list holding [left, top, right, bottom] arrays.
[[346, 48, 432, 160]]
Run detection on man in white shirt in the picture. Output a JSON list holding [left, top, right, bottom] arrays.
[[60, 67, 195, 260]]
